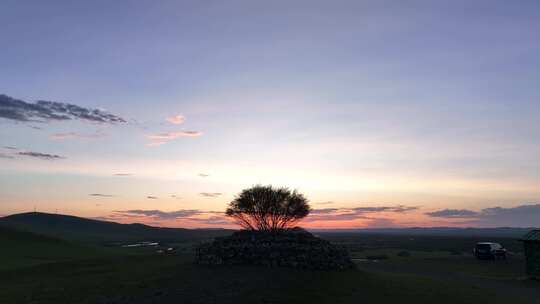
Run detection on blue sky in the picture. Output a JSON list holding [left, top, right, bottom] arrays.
[[1, 1, 540, 228]]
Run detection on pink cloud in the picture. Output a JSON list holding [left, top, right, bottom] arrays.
[[300, 205, 421, 228], [146, 131, 203, 146], [166, 114, 185, 125], [49, 131, 106, 140], [111, 209, 233, 228]]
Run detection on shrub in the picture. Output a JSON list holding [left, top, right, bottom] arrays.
[[226, 185, 310, 232]]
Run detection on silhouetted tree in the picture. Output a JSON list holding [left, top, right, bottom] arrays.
[[226, 185, 310, 232]]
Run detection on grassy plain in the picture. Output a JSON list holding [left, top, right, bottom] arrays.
[[1, 214, 539, 304]]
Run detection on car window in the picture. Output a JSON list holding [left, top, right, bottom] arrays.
[[476, 244, 491, 250]]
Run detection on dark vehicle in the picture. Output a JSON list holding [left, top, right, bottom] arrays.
[[474, 242, 507, 260]]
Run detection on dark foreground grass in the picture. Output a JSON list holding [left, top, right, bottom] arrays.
[[320, 232, 525, 254], [1, 253, 538, 304], [2, 226, 538, 304], [0, 226, 108, 270]]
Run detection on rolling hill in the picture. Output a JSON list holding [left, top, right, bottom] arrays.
[[0, 212, 233, 245], [0, 225, 103, 270]]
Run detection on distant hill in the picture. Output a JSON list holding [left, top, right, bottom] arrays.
[[0, 212, 233, 245]]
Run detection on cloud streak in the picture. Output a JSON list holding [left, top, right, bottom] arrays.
[[166, 114, 185, 125], [89, 193, 114, 197], [113, 173, 132, 176], [425, 209, 479, 218], [113, 209, 230, 225], [146, 131, 202, 146], [18, 151, 65, 160], [352, 206, 419, 213], [116, 209, 204, 219], [49, 131, 106, 140], [200, 192, 222, 198], [0, 153, 14, 159], [316, 201, 335, 205], [0, 94, 126, 124], [306, 205, 419, 222], [1, 146, 65, 161]]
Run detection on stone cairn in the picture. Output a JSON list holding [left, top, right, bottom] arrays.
[[195, 228, 354, 270]]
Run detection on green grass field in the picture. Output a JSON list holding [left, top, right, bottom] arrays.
[[1, 214, 539, 304], [1, 252, 538, 304]]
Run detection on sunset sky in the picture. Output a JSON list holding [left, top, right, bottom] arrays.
[[1, 1, 540, 228]]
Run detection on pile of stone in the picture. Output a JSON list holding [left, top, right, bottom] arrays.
[[195, 228, 354, 270]]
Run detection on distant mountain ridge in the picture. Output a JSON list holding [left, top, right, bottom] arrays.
[[0, 212, 233, 245], [1, 212, 533, 244]]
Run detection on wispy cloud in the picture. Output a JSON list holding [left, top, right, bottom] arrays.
[[146, 131, 202, 146], [306, 205, 419, 222], [1, 146, 65, 160], [198, 173, 210, 177], [0, 94, 125, 124], [49, 131, 106, 140], [425, 203, 540, 227], [146, 196, 158, 199], [113, 209, 231, 225], [89, 193, 114, 197], [18, 151, 65, 160], [115, 209, 205, 219], [310, 208, 340, 215], [352, 206, 418, 213], [316, 201, 335, 205], [88, 193, 114, 197], [200, 192, 222, 198], [166, 114, 185, 125], [186, 216, 231, 225], [0, 153, 14, 159], [113, 173, 133, 176], [114, 206, 411, 227], [425, 209, 479, 218]]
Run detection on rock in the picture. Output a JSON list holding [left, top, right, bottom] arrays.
[[195, 228, 354, 270]]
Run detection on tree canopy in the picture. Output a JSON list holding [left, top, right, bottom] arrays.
[[225, 185, 310, 232]]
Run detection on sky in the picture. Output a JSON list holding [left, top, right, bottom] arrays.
[[1, 0, 540, 228]]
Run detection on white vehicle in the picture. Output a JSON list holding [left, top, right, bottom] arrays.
[[473, 242, 507, 260]]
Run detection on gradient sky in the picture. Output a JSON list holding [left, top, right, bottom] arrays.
[[1, 0, 540, 228]]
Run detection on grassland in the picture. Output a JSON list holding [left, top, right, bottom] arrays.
[[1, 252, 538, 304], [1, 213, 539, 304], [0, 226, 107, 270]]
